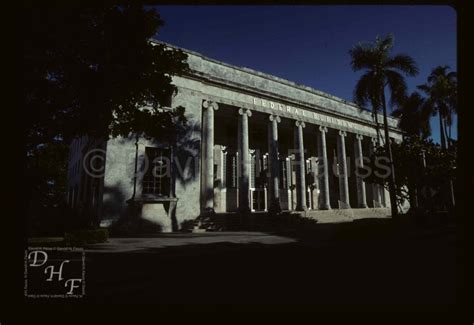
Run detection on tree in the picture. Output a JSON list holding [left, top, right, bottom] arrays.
[[392, 91, 431, 139], [27, 140, 69, 235], [367, 136, 456, 214], [417, 65, 457, 209], [24, 5, 190, 231], [349, 34, 419, 218], [24, 5, 189, 150], [417, 65, 457, 150]]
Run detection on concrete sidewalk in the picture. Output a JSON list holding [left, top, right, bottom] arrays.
[[84, 232, 298, 253]]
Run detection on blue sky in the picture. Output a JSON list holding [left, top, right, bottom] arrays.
[[153, 5, 457, 142]]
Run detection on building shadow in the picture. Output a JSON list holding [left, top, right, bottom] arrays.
[[81, 215, 457, 306], [103, 110, 202, 234]]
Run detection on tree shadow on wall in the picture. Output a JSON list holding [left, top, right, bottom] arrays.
[[173, 118, 202, 189], [106, 112, 202, 234]]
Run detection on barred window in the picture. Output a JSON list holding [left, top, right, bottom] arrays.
[[226, 152, 238, 188], [142, 147, 172, 197], [250, 154, 256, 188], [222, 151, 227, 188], [280, 159, 287, 189]]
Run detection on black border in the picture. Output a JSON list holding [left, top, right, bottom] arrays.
[[7, 0, 471, 321]]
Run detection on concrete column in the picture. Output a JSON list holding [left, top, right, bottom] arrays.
[[268, 114, 281, 212], [369, 137, 382, 207], [355, 134, 368, 208], [318, 126, 331, 210], [201, 100, 218, 214], [238, 108, 252, 213], [294, 121, 307, 211], [337, 130, 350, 208]]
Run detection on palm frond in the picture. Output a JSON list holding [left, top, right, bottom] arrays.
[[385, 69, 408, 109], [416, 84, 431, 95], [386, 54, 419, 76], [348, 44, 378, 71], [428, 65, 450, 83], [395, 91, 431, 138], [447, 71, 457, 80], [353, 72, 374, 107], [376, 33, 394, 52]]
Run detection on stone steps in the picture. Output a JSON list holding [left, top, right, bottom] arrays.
[[302, 207, 391, 223], [184, 208, 391, 232]]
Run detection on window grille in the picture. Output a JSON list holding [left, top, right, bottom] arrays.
[[142, 147, 172, 197]]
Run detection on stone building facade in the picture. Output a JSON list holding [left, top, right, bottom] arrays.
[[67, 40, 405, 232]]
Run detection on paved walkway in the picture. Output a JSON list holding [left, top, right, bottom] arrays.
[[85, 232, 298, 253]]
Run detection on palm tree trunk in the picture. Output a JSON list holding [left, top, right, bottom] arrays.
[[443, 118, 450, 149], [373, 111, 382, 146], [381, 89, 398, 218], [439, 112, 446, 150], [371, 98, 382, 147]]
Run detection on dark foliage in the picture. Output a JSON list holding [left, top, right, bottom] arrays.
[[365, 136, 456, 213], [24, 5, 190, 234]]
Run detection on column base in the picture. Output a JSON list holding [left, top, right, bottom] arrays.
[[319, 204, 331, 210], [295, 205, 308, 212], [358, 203, 369, 209], [268, 198, 282, 215], [338, 200, 351, 209]]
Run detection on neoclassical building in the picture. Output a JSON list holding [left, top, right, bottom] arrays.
[[67, 40, 406, 232]]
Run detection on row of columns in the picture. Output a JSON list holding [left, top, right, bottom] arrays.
[[201, 100, 382, 214]]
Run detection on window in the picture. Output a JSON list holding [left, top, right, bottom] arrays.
[[222, 152, 227, 187], [142, 147, 172, 197], [226, 152, 238, 188], [250, 154, 256, 188], [280, 159, 287, 189]]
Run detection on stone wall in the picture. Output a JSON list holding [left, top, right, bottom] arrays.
[[171, 87, 203, 227], [101, 137, 137, 226]]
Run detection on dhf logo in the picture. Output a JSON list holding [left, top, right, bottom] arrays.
[[25, 247, 85, 298]]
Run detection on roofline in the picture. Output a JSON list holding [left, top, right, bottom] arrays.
[[150, 38, 401, 123]]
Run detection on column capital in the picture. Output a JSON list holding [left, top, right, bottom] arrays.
[[269, 114, 281, 123], [370, 137, 378, 145], [202, 100, 219, 111], [238, 108, 252, 117], [295, 120, 306, 128], [338, 130, 347, 137], [319, 125, 328, 133], [355, 134, 364, 140]]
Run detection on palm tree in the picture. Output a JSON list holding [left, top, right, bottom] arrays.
[[417, 65, 457, 150], [392, 91, 431, 139], [417, 66, 457, 210], [349, 34, 419, 218]]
